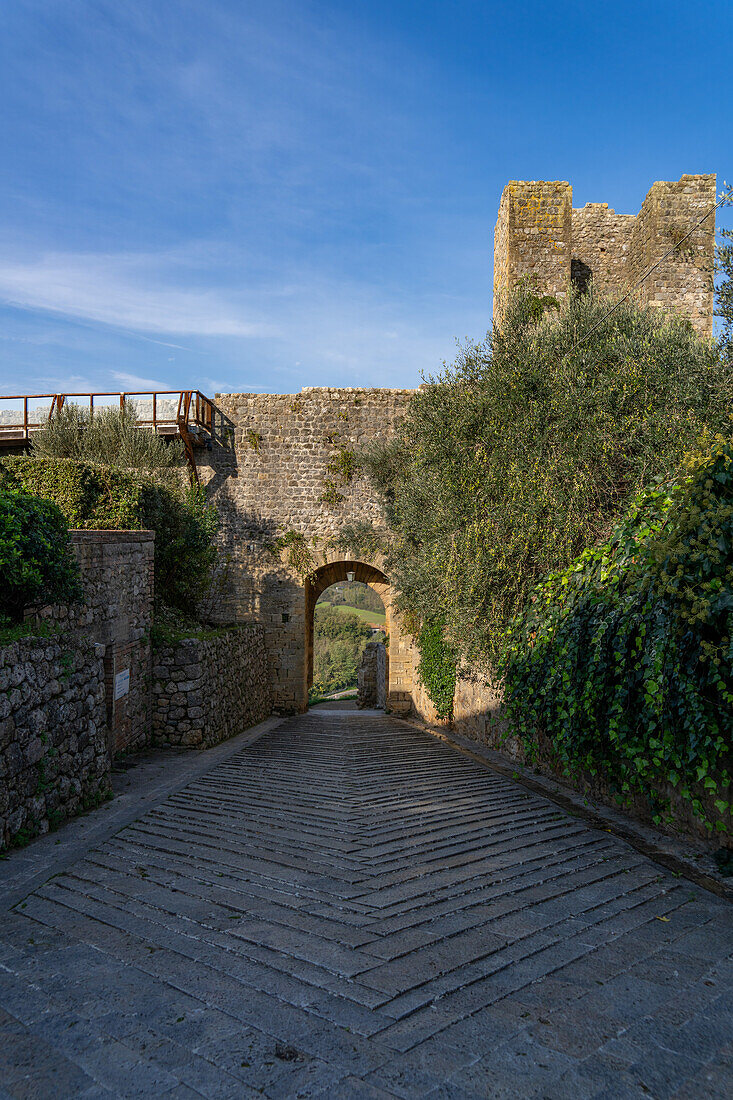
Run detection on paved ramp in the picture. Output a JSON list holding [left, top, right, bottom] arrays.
[[0, 711, 731, 1098]]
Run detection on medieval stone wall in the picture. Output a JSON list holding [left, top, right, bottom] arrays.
[[494, 174, 715, 336], [0, 635, 110, 851], [630, 175, 715, 335], [570, 204, 635, 297], [152, 625, 272, 748], [197, 387, 416, 713], [38, 531, 155, 754], [493, 180, 572, 315], [357, 641, 387, 709]]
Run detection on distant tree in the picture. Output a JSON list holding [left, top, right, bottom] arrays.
[[317, 581, 384, 613], [312, 604, 374, 694]]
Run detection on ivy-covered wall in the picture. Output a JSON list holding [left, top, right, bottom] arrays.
[[411, 439, 733, 845], [500, 437, 733, 842]]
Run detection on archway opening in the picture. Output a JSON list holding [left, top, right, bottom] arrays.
[[305, 560, 390, 708], [312, 581, 386, 702]]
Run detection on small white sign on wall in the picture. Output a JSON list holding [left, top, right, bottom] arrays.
[[114, 668, 130, 700]]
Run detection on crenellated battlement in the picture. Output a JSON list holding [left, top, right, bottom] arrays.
[[493, 174, 716, 336]]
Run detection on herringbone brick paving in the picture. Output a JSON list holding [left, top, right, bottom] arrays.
[[0, 709, 731, 1098]]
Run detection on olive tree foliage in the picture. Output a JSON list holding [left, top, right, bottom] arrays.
[[361, 285, 733, 670], [716, 181, 733, 358], [31, 401, 186, 480]]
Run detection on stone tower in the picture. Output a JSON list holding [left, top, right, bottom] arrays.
[[493, 174, 716, 337]]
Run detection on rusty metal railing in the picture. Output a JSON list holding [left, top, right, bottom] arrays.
[[0, 390, 218, 483]]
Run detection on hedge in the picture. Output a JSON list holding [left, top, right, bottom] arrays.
[[0, 488, 82, 622], [0, 457, 217, 614]]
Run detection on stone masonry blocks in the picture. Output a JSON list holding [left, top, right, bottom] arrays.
[[37, 530, 155, 755], [152, 625, 272, 748], [494, 174, 716, 336], [197, 388, 416, 714], [0, 635, 110, 850]]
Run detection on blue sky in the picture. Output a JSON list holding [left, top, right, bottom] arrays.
[[0, 0, 731, 397]]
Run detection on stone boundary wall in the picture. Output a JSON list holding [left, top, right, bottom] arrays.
[[0, 635, 110, 851], [152, 624, 272, 748], [38, 530, 155, 754]]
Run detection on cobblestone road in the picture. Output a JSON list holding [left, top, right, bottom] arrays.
[[1, 709, 732, 1098]]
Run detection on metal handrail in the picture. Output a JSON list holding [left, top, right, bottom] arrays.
[[0, 390, 216, 438]]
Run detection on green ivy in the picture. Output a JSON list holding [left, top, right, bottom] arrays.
[[270, 530, 316, 579], [417, 616, 457, 720], [500, 436, 733, 834]]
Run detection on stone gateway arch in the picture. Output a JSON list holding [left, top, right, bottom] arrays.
[[198, 388, 417, 714], [193, 174, 716, 715]]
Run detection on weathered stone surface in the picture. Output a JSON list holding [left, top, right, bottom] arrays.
[[493, 174, 716, 337], [36, 530, 155, 755], [358, 641, 387, 709], [198, 388, 417, 714], [152, 625, 272, 748], [0, 708, 730, 1096], [0, 635, 109, 851]]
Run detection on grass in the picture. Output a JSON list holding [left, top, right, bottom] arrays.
[[308, 690, 358, 707], [0, 619, 63, 646], [319, 603, 386, 625]]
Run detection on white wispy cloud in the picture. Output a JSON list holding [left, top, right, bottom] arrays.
[[0, 250, 274, 337], [111, 371, 172, 390]]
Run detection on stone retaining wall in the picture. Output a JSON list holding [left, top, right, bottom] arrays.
[[153, 624, 272, 748], [0, 635, 110, 851]]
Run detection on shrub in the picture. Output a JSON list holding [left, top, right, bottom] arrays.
[[500, 436, 733, 833], [0, 456, 218, 616], [361, 285, 733, 667], [144, 484, 218, 614], [0, 456, 143, 528], [31, 401, 185, 476], [0, 489, 82, 622]]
